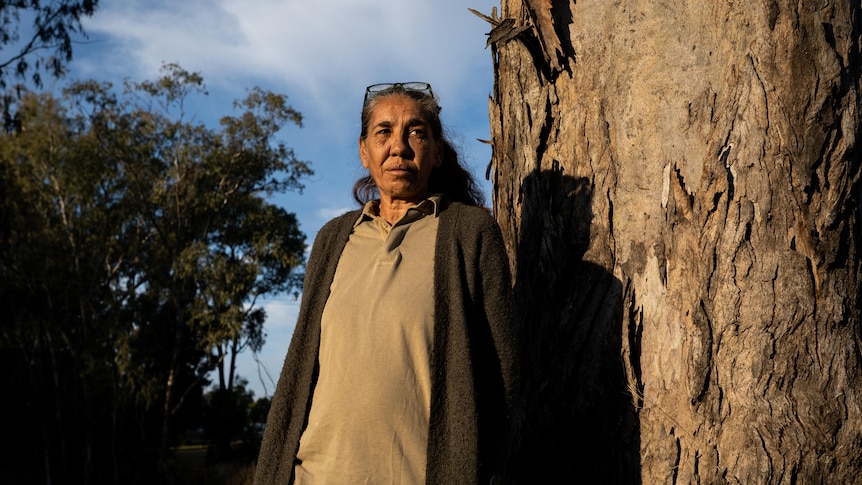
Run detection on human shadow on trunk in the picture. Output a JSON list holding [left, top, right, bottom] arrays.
[[512, 166, 641, 484]]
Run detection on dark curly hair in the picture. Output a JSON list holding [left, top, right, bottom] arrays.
[[354, 85, 485, 207]]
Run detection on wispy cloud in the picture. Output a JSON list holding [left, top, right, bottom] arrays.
[[317, 206, 353, 221], [261, 297, 301, 331], [81, 0, 496, 109]]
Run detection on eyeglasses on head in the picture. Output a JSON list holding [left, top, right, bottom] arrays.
[[364, 82, 433, 104]]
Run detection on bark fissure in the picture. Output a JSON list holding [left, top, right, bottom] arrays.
[[671, 428, 681, 484], [626, 282, 645, 410]]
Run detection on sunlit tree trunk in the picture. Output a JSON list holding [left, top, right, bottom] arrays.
[[486, 1, 862, 482]]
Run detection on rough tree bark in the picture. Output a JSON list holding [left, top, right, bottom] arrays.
[[484, 0, 862, 483]]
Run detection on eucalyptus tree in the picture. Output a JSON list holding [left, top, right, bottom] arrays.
[[481, 1, 862, 483], [0, 87, 127, 484], [0, 64, 310, 482]]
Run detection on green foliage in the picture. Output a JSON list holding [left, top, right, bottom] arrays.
[[1, 1, 100, 129], [0, 63, 310, 482], [0, 0, 98, 87]]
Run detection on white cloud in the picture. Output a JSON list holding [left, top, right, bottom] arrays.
[[317, 206, 353, 221], [260, 297, 301, 331], [82, 0, 496, 108]]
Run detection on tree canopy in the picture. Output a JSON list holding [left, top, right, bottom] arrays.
[[0, 63, 311, 483]]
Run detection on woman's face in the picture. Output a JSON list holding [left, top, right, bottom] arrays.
[[359, 94, 441, 205]]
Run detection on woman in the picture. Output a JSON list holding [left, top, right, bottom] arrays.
[[255, 82, 518, 484]]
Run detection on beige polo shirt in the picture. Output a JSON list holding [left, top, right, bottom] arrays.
[[294, 196, 440, 485]]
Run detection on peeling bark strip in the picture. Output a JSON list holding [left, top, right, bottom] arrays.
[[488, 0, 862, 483]]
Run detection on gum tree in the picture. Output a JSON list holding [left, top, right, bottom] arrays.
[[481, 1, 862, 482], [0, 64, 310, 482]]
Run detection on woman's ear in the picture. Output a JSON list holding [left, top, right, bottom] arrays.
[[359, 137, 369, 168]]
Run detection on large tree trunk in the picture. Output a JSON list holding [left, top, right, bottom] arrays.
[[487, 1, 862, 483]]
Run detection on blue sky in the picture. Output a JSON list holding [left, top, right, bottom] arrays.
[[62, 0, 499, 398]]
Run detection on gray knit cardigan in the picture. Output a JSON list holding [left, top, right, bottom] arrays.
[[253, 200, 518, 484]]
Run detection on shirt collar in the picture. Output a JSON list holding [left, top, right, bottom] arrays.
[[354, 194, 442, 228]]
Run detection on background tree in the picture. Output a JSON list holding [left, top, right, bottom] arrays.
[[0, 64, 310, 483], [201, 378, 261, 463], [482, 1, 862, 483], [0, 88, 128, 484], [113, 66, 310, 467]]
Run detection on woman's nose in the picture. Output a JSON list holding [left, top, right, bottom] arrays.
[[390, 132, 413, 158]]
